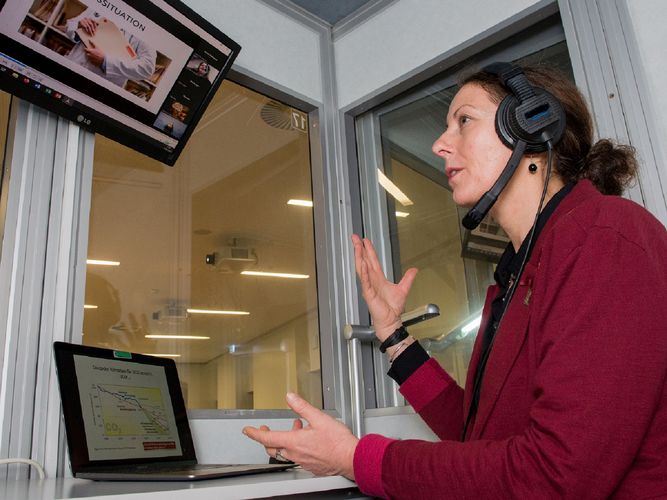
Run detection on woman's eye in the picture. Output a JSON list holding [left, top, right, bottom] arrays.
[[459, 115, 471, 126]]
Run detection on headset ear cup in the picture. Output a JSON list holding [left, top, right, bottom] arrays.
[[495, 89, 565, 153], [495, 95, 520, 150]]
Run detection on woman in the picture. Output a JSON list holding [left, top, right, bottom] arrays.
[[243, 63, 667, 498]]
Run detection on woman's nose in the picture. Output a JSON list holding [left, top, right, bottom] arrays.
[[432, 130, 452, 158]]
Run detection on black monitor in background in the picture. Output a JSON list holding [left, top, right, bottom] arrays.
[[0, 0, 241, 166]]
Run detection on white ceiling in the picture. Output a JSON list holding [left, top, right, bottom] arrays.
[[286, 0, 377, 25]]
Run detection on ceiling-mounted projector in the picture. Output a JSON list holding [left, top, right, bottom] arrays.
[[205, 245, 258, 272]]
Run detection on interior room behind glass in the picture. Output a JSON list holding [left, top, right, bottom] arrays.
[[83, 80, 322, 411]]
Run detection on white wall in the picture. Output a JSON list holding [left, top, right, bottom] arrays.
[[182, 0, 323, 103], [192, 418, 301, 463], [623, 0, 667, 183], [364, 411, 437, 442], [334, 0, 540, 110]]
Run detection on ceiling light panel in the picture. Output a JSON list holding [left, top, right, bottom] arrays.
[[287, 199, 313, 207], [186, 308, 250, 315], [241, 271, 309, 279], [377, 169, 413, 206], [86, 259, 120, 266], [145, 335, 210, 340]]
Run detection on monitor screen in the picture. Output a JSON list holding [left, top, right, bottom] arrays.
[[0, 0, 241, 165]]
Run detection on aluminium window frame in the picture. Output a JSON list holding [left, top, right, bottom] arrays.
[[0, 100, 94, 479]]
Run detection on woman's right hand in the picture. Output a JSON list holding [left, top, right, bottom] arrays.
[[351, 234, 418, 342], [78, 18, 97, 36]]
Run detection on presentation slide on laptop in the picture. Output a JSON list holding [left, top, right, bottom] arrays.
[[73, 354, 183, 461]]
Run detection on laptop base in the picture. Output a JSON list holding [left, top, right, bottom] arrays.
[[76, 463, 297, 481]]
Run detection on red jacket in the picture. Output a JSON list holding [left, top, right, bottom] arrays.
[[354, 181, 667, 499]]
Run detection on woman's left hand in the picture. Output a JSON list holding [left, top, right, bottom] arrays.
[[243, 393, 359, 480]]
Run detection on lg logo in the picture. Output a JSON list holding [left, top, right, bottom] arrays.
[[76, 115, 92, 126]]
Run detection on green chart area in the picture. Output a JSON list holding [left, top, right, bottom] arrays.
[[95, 384, 170, 436]]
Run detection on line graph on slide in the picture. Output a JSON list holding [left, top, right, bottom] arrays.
[[92, 384, 170, 437]]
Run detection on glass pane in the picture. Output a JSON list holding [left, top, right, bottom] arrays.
[[379, 87, 482, 387], [83, 80, 322, 410], [0, 90, 12, 254], [377, 42, 573, 387], [0, 90, 9, 169]]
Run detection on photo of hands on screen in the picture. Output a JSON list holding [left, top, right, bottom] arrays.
[[20, 0, 172, 102]]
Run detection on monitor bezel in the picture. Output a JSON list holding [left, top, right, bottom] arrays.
[[0, 0, 241, 166]]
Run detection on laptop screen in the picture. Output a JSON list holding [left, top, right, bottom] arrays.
[[54, 342, 197, 471], [72, 353, 183, 460]]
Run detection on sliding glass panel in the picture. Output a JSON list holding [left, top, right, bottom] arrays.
[[83, 80, 322, 410], [378, 83, 484, 386]]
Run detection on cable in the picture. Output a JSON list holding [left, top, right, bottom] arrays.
[[501, 144, 554, 311], [0, 458, 46, 479], [461, 144, 554, 441]]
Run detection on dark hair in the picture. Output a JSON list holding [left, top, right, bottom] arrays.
[[459, 64, 638, 195], [198, 62, 210, 75]]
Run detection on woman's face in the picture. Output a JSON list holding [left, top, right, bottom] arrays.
[[432, 83, 512, 208]]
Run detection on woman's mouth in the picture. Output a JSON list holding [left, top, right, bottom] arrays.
[[447, 168, 462, 179]]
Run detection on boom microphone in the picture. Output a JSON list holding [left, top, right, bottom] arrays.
[[461, 140, 527, 230]]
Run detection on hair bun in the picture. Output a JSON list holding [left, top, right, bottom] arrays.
[[582, 139, 638, 195]]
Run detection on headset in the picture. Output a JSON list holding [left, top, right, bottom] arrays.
[[461, 62, 566, 230], [460, 62, 566, 441]]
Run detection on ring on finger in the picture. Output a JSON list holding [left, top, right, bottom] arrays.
[[275, 448, 288, 462]]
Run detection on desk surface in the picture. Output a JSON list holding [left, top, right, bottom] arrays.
[[1, 468, 362, 500]]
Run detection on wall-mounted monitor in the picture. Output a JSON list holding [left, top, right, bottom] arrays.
[[0, 0, 241, 165]]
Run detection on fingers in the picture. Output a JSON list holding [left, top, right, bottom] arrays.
[[291, 418, 303, 431], [398, 267, 419, 293], [81, 18, 96, 36], [351, 235, 384, 285], [362, 238, 382, 274], [351, 234, 378, 271], [351, 235, 367, 272], [242, 426, 291, 450], [286, 392, 325, 426], [352, 238, 370, 288], [244, 417, 305, 461], [259, 425, 278, 458]]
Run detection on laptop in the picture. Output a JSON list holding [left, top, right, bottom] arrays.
[[53, 341, 296, 481]]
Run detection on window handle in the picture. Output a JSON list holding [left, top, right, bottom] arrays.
[[421, 309, 483, 353], [343, 303, 440, 342]]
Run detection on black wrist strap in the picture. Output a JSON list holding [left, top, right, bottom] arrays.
[[379, 326, 408, 353]]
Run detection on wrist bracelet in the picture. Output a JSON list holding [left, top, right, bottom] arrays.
[[389, 341, 410, 363], [379, 326, 408, 353]]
